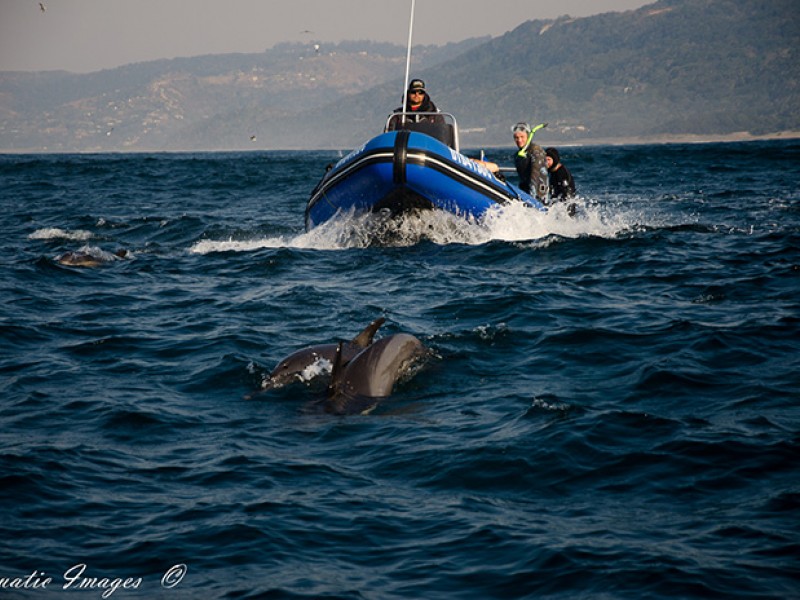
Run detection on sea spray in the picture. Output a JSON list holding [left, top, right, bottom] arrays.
[[187, 196, 668, 254]]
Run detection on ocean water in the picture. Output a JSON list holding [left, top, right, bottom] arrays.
[[1, 140, 798, 599]]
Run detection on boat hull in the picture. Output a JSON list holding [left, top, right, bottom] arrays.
[[305, 131, 545, 231]]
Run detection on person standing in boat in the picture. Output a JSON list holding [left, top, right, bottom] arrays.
[[391, 79, 440, 125], [512, 122, 549, 201], [545, 147, 576, 201]]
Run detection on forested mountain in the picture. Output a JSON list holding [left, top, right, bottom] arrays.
[[292, 0, 799, 148], [452, 0, 799, 142], [1, 0, 797, 151]]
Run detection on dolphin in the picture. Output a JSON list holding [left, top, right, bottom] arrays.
[[259, 317, 386, 391], [56, 252, 106, 268], [325, 332, 426, 415], [56, 248, 128, 267]]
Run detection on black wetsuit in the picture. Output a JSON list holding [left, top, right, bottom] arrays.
[[549, 164, 576, 201]]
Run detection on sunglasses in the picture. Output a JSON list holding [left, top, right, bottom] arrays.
[[409, 90, 425, 95]]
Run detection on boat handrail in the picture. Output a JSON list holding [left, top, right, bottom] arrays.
[[384, 112, 460, 153]]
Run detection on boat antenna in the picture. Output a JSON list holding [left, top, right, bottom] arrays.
[[401, 0, 416, 125]]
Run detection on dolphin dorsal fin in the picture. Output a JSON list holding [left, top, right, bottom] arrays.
[[351, 317, 386, 348], [328, 341, 345, 397]]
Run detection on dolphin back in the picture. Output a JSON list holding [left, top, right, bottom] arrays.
[[350, 317, 386, 349], [262, 317, 387, 391], [326, 333, 426, 415], [265, 343, 338, 389]]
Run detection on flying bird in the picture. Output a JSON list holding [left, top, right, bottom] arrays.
[[39, 2, 46, 13]]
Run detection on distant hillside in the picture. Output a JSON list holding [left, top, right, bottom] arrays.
[[286, 0, 799, 149], [1, 0, 798, 151], [457, 0, 800, 143], [0, 39, 486, 152]]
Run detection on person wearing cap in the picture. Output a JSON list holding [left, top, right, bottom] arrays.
[[545, 147, 576, 201], [512, 122, 549, 201], [393, 78, 440, 124]]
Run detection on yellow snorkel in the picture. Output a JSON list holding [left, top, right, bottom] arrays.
[[515, 122, 548, 157]]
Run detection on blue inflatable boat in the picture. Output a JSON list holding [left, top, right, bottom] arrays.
[[304, 113, 546, 231]]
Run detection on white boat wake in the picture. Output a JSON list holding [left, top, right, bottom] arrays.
[[189, 195, 672, 255]]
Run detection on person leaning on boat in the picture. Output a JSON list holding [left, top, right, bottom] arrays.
[[512, 122, 549, 201], [392, 79, 441, 124], [545, 147, 576, 201], [545, 146, 578, 216]]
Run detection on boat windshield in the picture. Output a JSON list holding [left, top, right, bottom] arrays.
[[384, 112, 460, 153]]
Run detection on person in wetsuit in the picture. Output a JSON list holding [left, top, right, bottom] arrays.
[[545, 147, 576, 201], [512, 122, 549, 201]]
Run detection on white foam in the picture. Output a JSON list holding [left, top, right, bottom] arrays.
[[189, 237, 293, 254], [189, 198, 665, 254], [299, 357, 333, 382], [29, 227, 93, 241], [530, 396, 572, 412]]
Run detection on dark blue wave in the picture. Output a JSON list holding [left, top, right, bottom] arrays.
[[1, 141, 798, 598]]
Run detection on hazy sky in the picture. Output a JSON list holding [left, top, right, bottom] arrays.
[[1, 0, 654, 73]]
